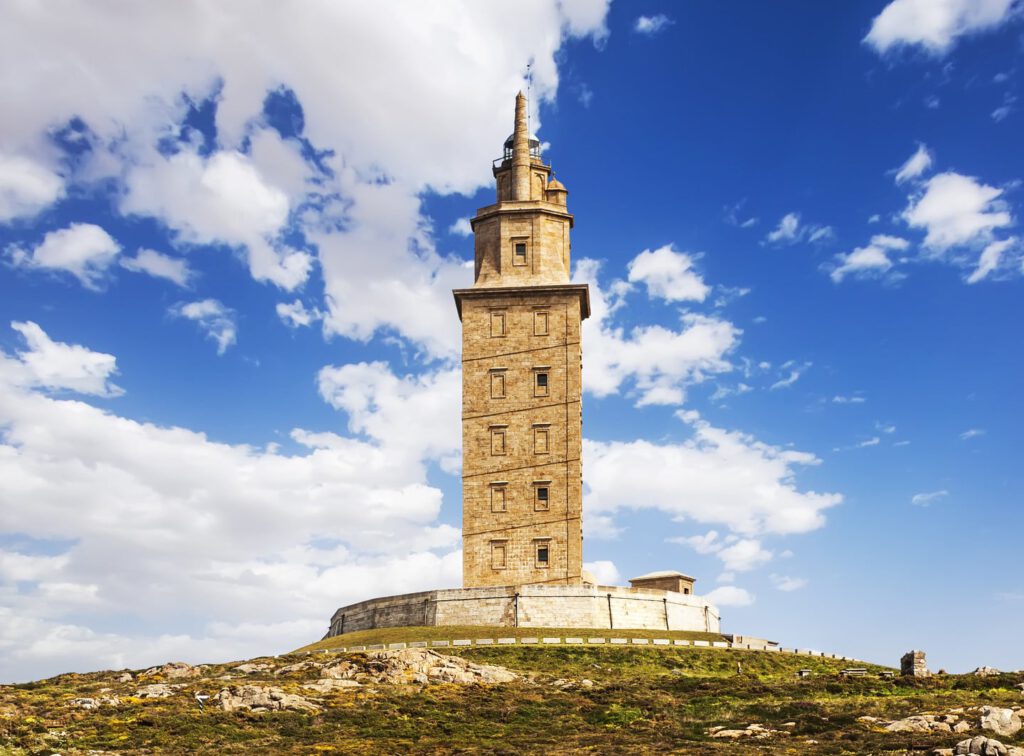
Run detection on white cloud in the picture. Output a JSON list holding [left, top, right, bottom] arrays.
[[704, 585, 754, 607], [903, 172, 1013, 253], [966, 237, 1019, 283], [770, 361, 810, 390], [767, 212, 801, 243], [765, 212, 832, 245], [0, 1, 610, 360], [574, 258, 738, 406], [0, 153, 64, 222], [276, 299, 321, 328], [583, 560, 621, 586], [771, 575, 808, 592], [716, 539, 773, 572], [448, 217, 472, 237], [586, 411, 842, 538], [0, 329, 463, 681], [894, 144, 934, 184], [626, 245, 710, 303], [857, 437, 881, 448], [829, 234, 910, 283], [120, 248, 193, 287], [2, 322, 124, 398], [960, 428, 985, 440], [865, 0, 1019, 54], [911, 489, 949, 506], [317, 361, 461, 473], [832, 395, 867, 404], [169, 299, 237, 355], [122, 147, 312, 291], [10, 223, 121, 290], [634, 14, 673, 35]]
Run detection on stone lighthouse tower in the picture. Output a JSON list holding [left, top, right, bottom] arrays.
[[453, 93, 590, 588]]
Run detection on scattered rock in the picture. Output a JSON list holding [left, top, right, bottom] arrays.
[[143, 661, 205, 679], [886, 715, 947, 733], [580, 679, 594, 688], [213, 685, 320, 713], [134, 683, 179, 699], [115, 672, 133, 683], [972, 667, 1003, 677], [69, 696, 120, 710], [232, 662, 273, 674], [708, 723, 787, 740], [275, 661, 320, 676], [359, 649, 519, 685], [952, 735, 1024, 755], [932, 750, 955, 756], [302, 678, 362, 694], [980, 707, 1022, 738]]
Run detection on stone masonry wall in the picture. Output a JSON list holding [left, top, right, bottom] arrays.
[[326, 585, 721, 638]]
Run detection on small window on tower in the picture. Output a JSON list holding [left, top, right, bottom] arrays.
[[513, 240, 527, 266], [490, 427, 507, 456], [535, 486, 549, 511], [490, 484, 507, 513], [490, 371, 506, 399], [533, 426, 549, 455], [535, 371, 549, 397], [490, 311, 506, 337], [535, 539, 550, 568], [491, 540, 507, 570], [534, 310, 549, 336]]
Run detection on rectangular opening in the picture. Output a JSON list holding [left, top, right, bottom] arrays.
[[534, 539, 550, 568], [491, 541, 507, 570], [490, 311, 506, 337], [535, 485, 549, 511], [513, 239, 528, 266], [534, 310, 549, 336], [534, 371, 549, 397], [490, 428, 506, 456], [490, 484, 507, 513], [490, 371, 506, 399], [533, 427, 549, 455]]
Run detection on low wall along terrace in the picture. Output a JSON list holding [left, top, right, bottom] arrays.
[[325, 584, 720, 638]]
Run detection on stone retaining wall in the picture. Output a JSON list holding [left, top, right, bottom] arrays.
[[325, 584, 720, 638]]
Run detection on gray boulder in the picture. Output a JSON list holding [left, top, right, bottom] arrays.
[[980, 707, 1022, 738]]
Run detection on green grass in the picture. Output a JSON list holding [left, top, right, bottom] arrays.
[[297, 624, 727, 653], [1, 644, 1021, 754]]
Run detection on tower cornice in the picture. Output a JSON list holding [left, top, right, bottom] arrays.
[[452, 283, 590, 321]]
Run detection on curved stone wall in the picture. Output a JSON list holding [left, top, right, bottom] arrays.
[[325, 584, 720, 638]]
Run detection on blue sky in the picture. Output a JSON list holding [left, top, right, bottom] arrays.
[[1, 0, 1022, 682]]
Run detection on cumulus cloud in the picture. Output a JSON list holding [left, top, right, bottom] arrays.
[[585, 411, 842, 539], [448, 217, 472, 237], [829, 234, 910, 283], [704, 585, 754, 607], [865, 0, 1020, 55], [583, 560, 621, 586], [2, 321, 123, 398], [904, 172, 1013, 253], [8, 223, 121, 290], [317, 361, 461, 473], [169, 299, 237, 355], [574, 258, 738, 406], [911, 489, 949, 506], [0, 153, 64, 222], [0, 328, 462, 682], [120, 248, 193, 287], [626, 245, 710, 303], [894, 144, 934, 184], [276, 299, 321, 328], [0, 0, 611, 359], [634, 14, 673, 35]]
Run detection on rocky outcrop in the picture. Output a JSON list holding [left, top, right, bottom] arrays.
[[142, 662, 206, 679], [980, 707, 1022, 738], [952, 736, 1024, 755], [708, 724, 789, 740], [972, 667, 1003, 677], [213, 685, 320, 713], [133, 683, 180, 699], [359, 648, 520, 685]]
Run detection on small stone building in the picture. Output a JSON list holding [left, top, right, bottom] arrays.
[[629, 571, 696, 595]]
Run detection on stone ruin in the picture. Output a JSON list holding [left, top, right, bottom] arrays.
[[901, 649, 930, 677]]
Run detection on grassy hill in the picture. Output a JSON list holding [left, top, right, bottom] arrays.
[[1, 637, 1021, 754]]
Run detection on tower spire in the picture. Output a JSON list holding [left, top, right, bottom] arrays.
[[512, 91, 530, 200]]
